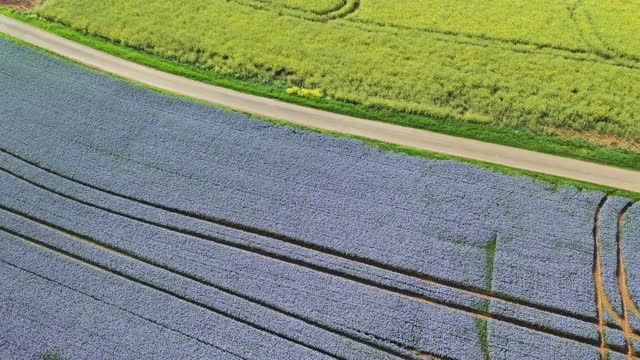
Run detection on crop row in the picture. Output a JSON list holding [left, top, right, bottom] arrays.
[[5, 136, 640, 358], [1, 137, 609, 327], [0, 171, 478, 358], [4, 141, 638, 352], [622, 204, 640, 333]]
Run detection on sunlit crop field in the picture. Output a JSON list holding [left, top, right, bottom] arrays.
[[32, 0, 640, 143]]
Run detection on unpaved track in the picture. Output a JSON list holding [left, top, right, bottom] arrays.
[[2, 14, 640, 192]]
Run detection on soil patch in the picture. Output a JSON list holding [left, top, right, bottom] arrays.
[[554, 128, 640, 152], [0, 0, 37, 10]]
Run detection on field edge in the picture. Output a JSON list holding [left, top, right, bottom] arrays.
[[2, 7, 640, 172], [3, 7, 640, 171], [2, 11, 640, 201]]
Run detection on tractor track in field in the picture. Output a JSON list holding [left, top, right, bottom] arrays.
[[593, 195, 610, 360], [616, 202, 640, 358], [617, 204, 640, 321], [0, 154, 637, 356], [593, 197, 640, 360], [0, 223, 416, 360], [231, 0, 360, 21], [0, 258, 249, 360], [0, 188, 632, 357], [567, 0, 616, 58], [338, 20, 640, 72], [230, 0, 360, 22], [0, 147, 635, 336], [617, 203, 635, 358], [233, 0, 640, 68], [0, 208, 438, 360]]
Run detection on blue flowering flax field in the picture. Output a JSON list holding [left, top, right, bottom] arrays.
[[1, 36, 640, 360]]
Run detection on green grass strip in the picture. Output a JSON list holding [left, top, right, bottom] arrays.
[[1, 7, 640, 173], [41, 352, 65, 360]]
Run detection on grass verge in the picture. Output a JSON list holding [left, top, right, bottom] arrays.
[[2, 25, 640, 201], [1, 7, 640, 172], [41, 352, 65, 360]]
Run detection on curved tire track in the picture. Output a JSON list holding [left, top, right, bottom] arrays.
[[617, 205, 640, 323], [229, 0, 359, 21], [617, 203, 640, 358], [0, 222, 417, 360], [0, 155, 635, 356], [593, 197, 640, 359], [0, 147, 632, 333]]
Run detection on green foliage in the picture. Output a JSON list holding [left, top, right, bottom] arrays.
[[476, 236, 497, 360], [41, 352, 65, 360], [286, 86, 324, 97], [475, 318, 490, 360]]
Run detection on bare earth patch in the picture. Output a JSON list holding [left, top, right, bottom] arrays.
[[0, 0, 37, 10], [554, 129, 640, 152]]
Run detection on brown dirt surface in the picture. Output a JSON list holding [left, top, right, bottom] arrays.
[[0, 0, 37, 10], [553, 128, 640, 152], [594, 198, 640, 359]]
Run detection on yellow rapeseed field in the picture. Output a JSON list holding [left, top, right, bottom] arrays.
[[34, 0, 640, 141]]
